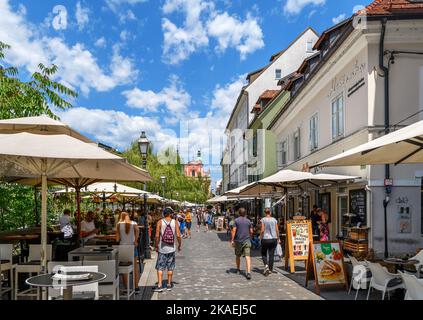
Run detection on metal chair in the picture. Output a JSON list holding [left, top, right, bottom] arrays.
[[1, 244, 15, 300], [14, 244, 52, 300], [83, 260, 119, 300], [113, 245, 135, 300]]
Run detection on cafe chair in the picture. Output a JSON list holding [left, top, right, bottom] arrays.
[[14, 244, 52, 300], [348, 255, 371, 300], [113, 245, 135, 300], [47, 261, 82, 300], [83, 260, 119, 300], [408, 249, 423, 278], [60, 265, 99, 300], [398, 271, 423, 300], [366, 262, 404, 300], [1, 244, 15, 300]]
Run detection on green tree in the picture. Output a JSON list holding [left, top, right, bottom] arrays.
[[0, 41, 77, 119], [0, 42, 78, 231]]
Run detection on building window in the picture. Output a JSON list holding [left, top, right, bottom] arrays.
[[293, 129, 300, 160], [306, 40, 313, 52], [331, 95, 344, 140], [252, 131, 258, 157], [191, 170, 196, 177], [275, 69, 282, 80], [309, 113, 318, 151], [277, 139, 288, 167]]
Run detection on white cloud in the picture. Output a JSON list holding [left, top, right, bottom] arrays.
[[332, 13, 346, 25], [95, 37, 106, 47], [105, 0, 147, 14], [58, 107, 162, 150], [352, 4, 365, 13], [52, 5, 68, 30], [123, 75, 191, 116], [210, 74, 246, 118], [0, 0, 137, 95], [207, 12, 264, 60], [161, 0, 264, 64], [161, 0, 210, 65], [119, 9, 137, 23], [75, 1, 89, 30], [283, 0, 326, 15]]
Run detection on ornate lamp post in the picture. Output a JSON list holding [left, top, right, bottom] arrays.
[[160, 176, 166, 199], [137, 131, 151, 259]]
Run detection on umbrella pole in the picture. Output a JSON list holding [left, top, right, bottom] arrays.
[[76, 188, 81, 245], [41, 173, 47, 300]]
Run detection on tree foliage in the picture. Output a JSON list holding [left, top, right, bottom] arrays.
[[0, 42, 78, 231], [0, 41, 77, 119], [123, 142, 210, 204]]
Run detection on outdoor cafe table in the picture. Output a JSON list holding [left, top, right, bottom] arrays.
[[25, 271, 106, 300], [68, 246, 118, 262], [383, 258, 420, 273]]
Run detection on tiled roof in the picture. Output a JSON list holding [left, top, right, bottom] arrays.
[[258, 90, 280, 100], [358, 0, 423, 16]]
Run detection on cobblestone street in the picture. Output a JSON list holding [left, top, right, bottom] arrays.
[[140, 227, 321, 300]]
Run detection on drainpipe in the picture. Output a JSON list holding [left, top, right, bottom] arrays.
[[379, 18, 390, 258]]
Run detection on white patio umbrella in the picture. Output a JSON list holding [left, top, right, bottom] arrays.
[[0, 115, 92, 143], [313, 120, 423, 167], [235, 170, 358, 197], [207, 195, 231, 203], [0, 132, 151, 272]]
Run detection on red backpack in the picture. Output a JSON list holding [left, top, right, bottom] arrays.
[[161, 219, 175, 245]]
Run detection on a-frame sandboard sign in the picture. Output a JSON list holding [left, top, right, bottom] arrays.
[[305, 240, 349, 294], [284, 220, 313, 273]]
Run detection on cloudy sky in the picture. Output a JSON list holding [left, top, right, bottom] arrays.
[[0, 0, 368, 191]]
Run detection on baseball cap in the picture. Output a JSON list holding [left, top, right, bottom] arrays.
[[163, 207, 174, 216]]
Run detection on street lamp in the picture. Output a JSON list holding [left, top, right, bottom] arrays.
[[137, 131, 151, 259], [161, 176, 166, 198]]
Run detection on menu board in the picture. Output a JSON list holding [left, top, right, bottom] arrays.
[[306, 241, 348, 294], [349, 189, 367, 225], [284, 220, 313, 273]]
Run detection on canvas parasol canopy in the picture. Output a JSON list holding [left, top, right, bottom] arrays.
[[0, 132, 151, 273], [0, 115, 92, 143], [231, 170, 358, 197], [312, 120, 423, 167]]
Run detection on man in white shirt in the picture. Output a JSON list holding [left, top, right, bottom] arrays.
[[81, 211, 99, 243]]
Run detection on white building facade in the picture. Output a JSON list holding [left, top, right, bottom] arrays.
[[269, 15, 423, 256]]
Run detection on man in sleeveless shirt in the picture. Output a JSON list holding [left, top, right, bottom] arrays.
[[153, 207, 182, 292]]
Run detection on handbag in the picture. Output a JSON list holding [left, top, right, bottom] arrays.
[[275, 243, 283, 257]]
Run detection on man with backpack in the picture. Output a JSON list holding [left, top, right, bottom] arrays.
[[153, 207, 182, 292]]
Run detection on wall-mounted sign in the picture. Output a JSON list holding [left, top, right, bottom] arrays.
[[397, 205, 412, 233], [328, 60, 367, 99]]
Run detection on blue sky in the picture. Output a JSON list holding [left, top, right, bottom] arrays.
[[0, 0, 370, 191]]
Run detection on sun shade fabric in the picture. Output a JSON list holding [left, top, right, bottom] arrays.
[[0, 115, 92, 143], [313, 120, 423, 167]]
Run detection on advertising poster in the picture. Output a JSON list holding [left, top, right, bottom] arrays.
[[397, 206, 412, 233], [313, 242, 346, 285], [290, 222, 309, 257]]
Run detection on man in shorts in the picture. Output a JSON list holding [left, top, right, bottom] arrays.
[[153, 207, 182, 292], [231, 207, 253, 280]]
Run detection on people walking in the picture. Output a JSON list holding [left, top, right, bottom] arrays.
[[196, 209, 202, 232], [260, 208, 280, 276], [231, 207, 253, 280], [318, 208, 330, 241], [116, 212, 140, 292], [185, 209, 192, 239], [310, 205, 321, 240], [153, 207, 182, 292]]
